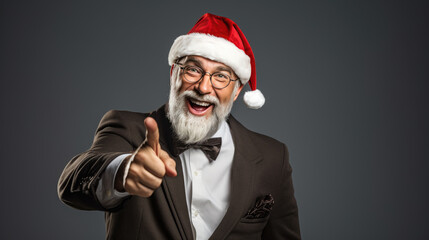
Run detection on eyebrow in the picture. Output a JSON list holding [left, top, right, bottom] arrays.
[[185, 57, 234, 75], [215, 66, 233, 75], [184, 58, 201, 66]]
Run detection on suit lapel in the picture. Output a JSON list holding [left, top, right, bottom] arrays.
[[163, 157, 193, 240], [210, 115, 263, 240], [153, 106, 194, 240]]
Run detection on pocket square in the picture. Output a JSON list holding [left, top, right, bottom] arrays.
[[244, 194, 274, 219]]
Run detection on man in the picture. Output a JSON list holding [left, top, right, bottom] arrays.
[[58, 13, 301, 240]]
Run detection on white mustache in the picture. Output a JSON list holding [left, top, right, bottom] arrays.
[[181, 90, 220, 106]]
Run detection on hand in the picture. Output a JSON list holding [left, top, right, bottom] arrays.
[[115, 117, 177, 197]]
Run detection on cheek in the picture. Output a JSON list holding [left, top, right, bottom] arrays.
[[217, 89, 234, 105], [218, 95, 229, 104], [179, 80, 195, 93]]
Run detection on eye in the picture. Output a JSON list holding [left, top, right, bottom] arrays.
[[213, 73, 229, 81], [186, 66, 202, 74]]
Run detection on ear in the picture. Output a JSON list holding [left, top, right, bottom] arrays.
[[233, 83, 244, 101]]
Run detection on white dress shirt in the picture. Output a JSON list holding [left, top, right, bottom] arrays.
[[180, 120, 234, 239], [96, 120, 234, 240]]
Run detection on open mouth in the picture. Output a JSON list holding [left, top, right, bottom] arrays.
[[186, 97, 214, 116]]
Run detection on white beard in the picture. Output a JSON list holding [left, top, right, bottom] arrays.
[[167, 65, 238, 144]]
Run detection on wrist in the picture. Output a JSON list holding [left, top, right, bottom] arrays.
[[114, 156, 131, 192]]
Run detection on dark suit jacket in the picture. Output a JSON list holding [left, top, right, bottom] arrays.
[[58, 105, 301, 240]]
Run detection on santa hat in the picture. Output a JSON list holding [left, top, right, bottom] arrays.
[[168, 13, 265, 109]]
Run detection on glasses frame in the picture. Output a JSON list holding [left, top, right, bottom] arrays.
[[176, 63, 240, 90]]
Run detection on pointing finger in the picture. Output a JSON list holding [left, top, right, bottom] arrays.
[[144, 117, 159, 156]]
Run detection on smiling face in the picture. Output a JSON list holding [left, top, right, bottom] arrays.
[[179, 56, 243, 117], [167, 56, 244, 144]]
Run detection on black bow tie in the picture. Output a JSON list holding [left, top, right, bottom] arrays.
[[177, 137, 222, 162]]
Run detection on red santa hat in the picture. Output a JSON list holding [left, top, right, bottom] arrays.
[[168, 13, 265, 109]]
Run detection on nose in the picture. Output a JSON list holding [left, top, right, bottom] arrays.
[[195, 73, 213, 95]]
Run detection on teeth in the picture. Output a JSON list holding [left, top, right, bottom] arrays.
[[189, 98, 211, 107]]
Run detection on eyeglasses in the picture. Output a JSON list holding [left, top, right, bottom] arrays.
[[176, 64, 239, 89]]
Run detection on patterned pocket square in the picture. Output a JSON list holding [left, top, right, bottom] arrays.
[[244, 194, 274, 219]]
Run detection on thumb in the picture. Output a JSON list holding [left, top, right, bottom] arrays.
[[144, 117, 159, 156]]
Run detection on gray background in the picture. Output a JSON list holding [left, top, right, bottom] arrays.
[[1, 0, 428, 239]]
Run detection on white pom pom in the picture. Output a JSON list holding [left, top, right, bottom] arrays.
[[243, 89, 265, 109]]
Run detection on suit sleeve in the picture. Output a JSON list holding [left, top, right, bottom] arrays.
[[57, 110, 145, 211], [262, 144, 301, 239]]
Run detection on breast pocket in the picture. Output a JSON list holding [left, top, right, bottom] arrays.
[[232, 216, 270, 238]]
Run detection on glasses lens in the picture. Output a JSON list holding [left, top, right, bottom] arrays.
[[212, 73, 230, 89], [184, 66, 203, 83]]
